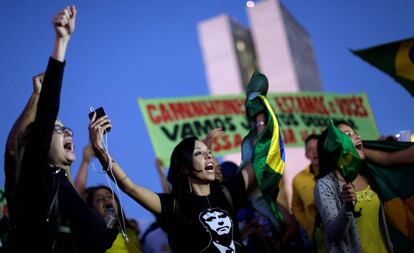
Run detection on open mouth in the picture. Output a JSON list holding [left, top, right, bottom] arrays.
[[355, 143, 363, 151], [64, 141, 74, 153], [205, 163, 214, 171]]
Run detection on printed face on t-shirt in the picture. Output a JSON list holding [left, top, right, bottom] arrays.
[[201, 209, 232, 235]]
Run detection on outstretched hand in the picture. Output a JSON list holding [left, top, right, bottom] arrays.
[[52, 5, 77, 40], [88, 113, 112, 152], [203, 128, 224, 149]]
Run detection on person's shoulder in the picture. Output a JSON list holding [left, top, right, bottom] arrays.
[[293, 165, 311, 181], [320, 172, 336, 181], [315, 172, 336, 189], [157, 193, 174, 205]]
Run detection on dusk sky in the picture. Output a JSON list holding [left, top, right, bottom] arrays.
[[1, 0, 413, 229]]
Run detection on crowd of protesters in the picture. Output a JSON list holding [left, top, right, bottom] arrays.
[[1, 4, 412, 253]]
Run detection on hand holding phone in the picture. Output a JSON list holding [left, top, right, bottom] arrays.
[[89, 107, 111, 134]]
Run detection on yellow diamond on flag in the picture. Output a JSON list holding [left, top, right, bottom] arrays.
[[396, 39, 414, 81]]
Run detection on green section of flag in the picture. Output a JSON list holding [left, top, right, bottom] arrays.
[[364, 140, 414, 252], [251, 95, 286, 223], [241, 71, 285, 231], [353, 37, 414, 96], [324, 121, 362, 183]]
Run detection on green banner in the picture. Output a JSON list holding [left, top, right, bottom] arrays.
[[138, 92, 378, 165]]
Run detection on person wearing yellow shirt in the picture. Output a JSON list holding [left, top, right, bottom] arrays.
[[86, 185, 143, 253], [291, 134, 319, 239]]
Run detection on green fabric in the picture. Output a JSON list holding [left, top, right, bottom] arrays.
[[363, 140, 414, 253], [245, 71, 268, 119], [252, 101, 284, 222], [241, 71, 286, 230], [324, 121, 362, 183], [364, 141, 414, 200], [245, 71, 269, 97], [352, 37, 414, 96]]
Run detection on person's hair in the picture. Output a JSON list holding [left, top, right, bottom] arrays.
[[304, 134, 319, 147], [167, 136, 198, 195], [333, 119, 353, 129], [316, 128, 334, 180], [166, 136, 221, 217]]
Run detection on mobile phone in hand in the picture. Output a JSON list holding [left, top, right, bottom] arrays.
[[88, 107, 111, 134]]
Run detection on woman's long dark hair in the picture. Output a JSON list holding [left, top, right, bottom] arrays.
[[316, 126, 336, 180], [167, 136, 198, 196], [166, 136, 220, 216]]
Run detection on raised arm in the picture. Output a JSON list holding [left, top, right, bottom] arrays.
[[365, 145, 414, 166], [5, 73, 43, 158], [202, 128, 224, 149], [18, 6, 77, 181], [51, 6, 76, 62], [5, 73, 43, 196], [88, 114, 162, 214], [74, 145, 93, 197], [241, 112, 266, 190]]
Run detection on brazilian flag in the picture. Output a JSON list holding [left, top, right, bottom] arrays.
[[240, 71, 286, 231], [364, 141, 414, 253], [251, 94, 286, 220], [324, 120, 363, 183], [352, 37, 414, 96]]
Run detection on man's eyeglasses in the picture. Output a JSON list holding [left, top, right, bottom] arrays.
[[54, 125, 73, 136]]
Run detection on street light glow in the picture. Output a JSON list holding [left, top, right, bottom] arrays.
[[246, 1, 255, 8]]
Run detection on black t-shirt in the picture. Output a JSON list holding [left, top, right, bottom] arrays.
[[158, 173, 248, 253]]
